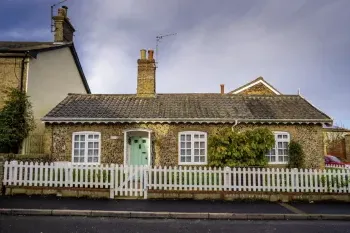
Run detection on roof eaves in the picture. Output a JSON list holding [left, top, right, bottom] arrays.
[[41, 117, 333, 125], [69, 44, 91, 94]]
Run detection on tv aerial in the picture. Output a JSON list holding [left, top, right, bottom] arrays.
[[51, 0, 68, 32], [155, 33, 177, 67]]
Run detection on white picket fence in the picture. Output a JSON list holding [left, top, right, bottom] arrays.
[[147, 166, 350, 193], [3, 161, 350, 199], [325, 164, 350, 169], [3, 161, 115, 198]]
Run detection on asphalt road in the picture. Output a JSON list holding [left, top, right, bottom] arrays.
[[1, 216, 350, 233]]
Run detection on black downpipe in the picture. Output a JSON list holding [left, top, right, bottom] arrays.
[[20, 51, 28, 92]]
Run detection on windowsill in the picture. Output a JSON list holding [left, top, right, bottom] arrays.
[[178, 162, 208, 166], [268, 162, 288, 165]]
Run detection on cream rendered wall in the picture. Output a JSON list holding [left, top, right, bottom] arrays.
[[27, 47, 88, 133]]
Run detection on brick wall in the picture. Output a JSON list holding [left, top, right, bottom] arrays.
[[0, 57, 28, 109], [238, 83, 276, 95], [45, 123, 325, 169]]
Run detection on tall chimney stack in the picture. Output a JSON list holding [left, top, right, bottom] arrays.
[[220, 84, 225, 94], [137, 49, 156, 97], [52, 6, 75, 42]]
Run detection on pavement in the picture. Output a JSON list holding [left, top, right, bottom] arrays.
[[1, 195, 350, 220], [1, 216, 350, 233]]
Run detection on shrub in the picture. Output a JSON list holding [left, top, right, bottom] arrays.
[[208, 128, 275, 167], [288, 140, 304, 168], [0, 88, 34, 153]]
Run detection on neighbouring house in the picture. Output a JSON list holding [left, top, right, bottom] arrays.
[[324, 126, 350, 161], [0, 6, 90, 154], [41, 48, 333, 169]]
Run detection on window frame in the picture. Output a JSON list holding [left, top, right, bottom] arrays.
[[72, 131, 101, 165], [266, 131, 290, 165], [178, 131, 208, 165]]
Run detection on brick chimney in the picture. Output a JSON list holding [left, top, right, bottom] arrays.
[[52, 6, 75, 42], [137, 49, 156, 97], [220, 84, 225, 94]]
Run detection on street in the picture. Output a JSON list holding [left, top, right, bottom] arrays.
[[1, 216, 350, 233]]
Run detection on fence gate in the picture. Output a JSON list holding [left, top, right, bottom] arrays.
[[114, 165, 148, 198]]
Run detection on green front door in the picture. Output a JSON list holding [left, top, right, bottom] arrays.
[[130, 136, 149, 166]]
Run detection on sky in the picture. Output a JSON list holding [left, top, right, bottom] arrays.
[[0, 0, 349, 128]]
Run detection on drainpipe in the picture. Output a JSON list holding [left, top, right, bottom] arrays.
[[20, 51, 29, 92], [231, 119, 238, 132]]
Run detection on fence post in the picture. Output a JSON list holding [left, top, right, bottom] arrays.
[[110, 164, 115, 199], [143, 165, 149, 199], [224, 167, 230, 191]]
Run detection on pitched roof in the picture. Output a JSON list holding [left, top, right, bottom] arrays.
[[42, 93, 332, 125], [229, 76, 281, 95], [0, 41, 91, 94]]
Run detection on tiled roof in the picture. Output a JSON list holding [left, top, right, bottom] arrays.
[[42, 93, 332, 124], [0, 41, 68, 51]]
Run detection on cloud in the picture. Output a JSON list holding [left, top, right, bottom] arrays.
[[1, 28, 51, 41], [69, 0, 350, 127]]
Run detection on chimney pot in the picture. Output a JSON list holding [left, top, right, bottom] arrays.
[[220, 84, 225, 94], [148, 50, 154, 60], [140, 49, 146, 59]]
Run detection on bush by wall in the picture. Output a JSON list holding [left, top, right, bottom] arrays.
[[208, 128, 275, 167]]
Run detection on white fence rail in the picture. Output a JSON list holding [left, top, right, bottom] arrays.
[[3, 161, 115, 198], [3, 161, 350, 199]]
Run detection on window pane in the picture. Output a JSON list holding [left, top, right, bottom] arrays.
[[200, 156, 205, 162], [88, 149, 93, 156], [278, 149, 283, 155], [194, 156, 199, 162], [74, 149, 79, 156], [194, 134, 199, 139], [194, 149, 199, 155], [79, 157, 84, 162], [88, 135, 94, 139], [80, 149, 85, 156], [271, 156, 276, 162], [88, 142, 93, 149], [88, 157, 92, 162], [271, 149, 276, 155], [74, 142, 79, 149], [266, 156, 271, 162], [73, 157, 79, 162], [284, 149, 288, 155], [186, 142, 191, 148], [186, 149, 191, 155], [74, 135, 79, 141], [80, 135, 85, 141], [283, 135, 288, 139], [180, 157, 185, 162], [93, 157, 98, 162], [284, 156, 289, 162], [186, 135, 191, 141], [180, 142, 185, 148], [283, 142, 288, 148], [185, 156, 191, 162], [278, 142, 282, 148], [94, 149, 99, 156], [180, 135, 185, 141], [200, 134, 205, 138], [94, 142, 99, 148], [277, 135, 282, 139], [194, 142, 199, 148], [200, 142, 205, 148], [94, 135, 99, 139], [200, 149, 205, 155], [180, 149, 185, 155], [80, 142, 85, 148]]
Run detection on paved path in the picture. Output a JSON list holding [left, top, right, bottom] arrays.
[[1, 216, 350, 233], [0, 195, 292, 214], [2, 195, 350, 215]]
